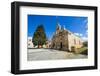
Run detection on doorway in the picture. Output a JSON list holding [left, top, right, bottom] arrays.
[[60, 42, 62, 49]]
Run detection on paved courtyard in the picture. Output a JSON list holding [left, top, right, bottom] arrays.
[[27, 49, 87, 61]]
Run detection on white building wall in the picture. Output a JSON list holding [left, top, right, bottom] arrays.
[[68, 33, 83, 51], [28, 37, 34, 48]]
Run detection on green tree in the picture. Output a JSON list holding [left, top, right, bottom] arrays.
[[83, 41, 88, 47], [32, 24, 47, 48]]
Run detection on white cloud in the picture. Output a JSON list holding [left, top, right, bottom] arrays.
[[81, 36, 88, 41], [80, 34, 83, 36], [74, 33, 88, 42], [28, 36, 32, 39], [86, 30, 88, 36], [74, 33, 79, 36], [74, 33, 83, 37]]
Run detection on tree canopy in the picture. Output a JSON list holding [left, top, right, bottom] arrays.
[[32, 24, 47, 48], [83, 41, 88, 47]]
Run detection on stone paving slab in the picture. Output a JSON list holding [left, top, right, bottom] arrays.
[[27, 49, 88, 61]]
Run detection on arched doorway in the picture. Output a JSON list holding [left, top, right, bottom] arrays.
[[60, 42, 62, 49]]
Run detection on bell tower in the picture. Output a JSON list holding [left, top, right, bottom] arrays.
[[56, 16, 61, 34]]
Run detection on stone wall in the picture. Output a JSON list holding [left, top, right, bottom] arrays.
[[68, 32, 83, 51], [51, 25, 83, 52]]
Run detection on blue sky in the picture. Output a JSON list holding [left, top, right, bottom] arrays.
[[28, 15, 88, 41]]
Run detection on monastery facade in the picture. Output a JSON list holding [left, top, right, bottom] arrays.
[[51, 23, 83, 52]]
